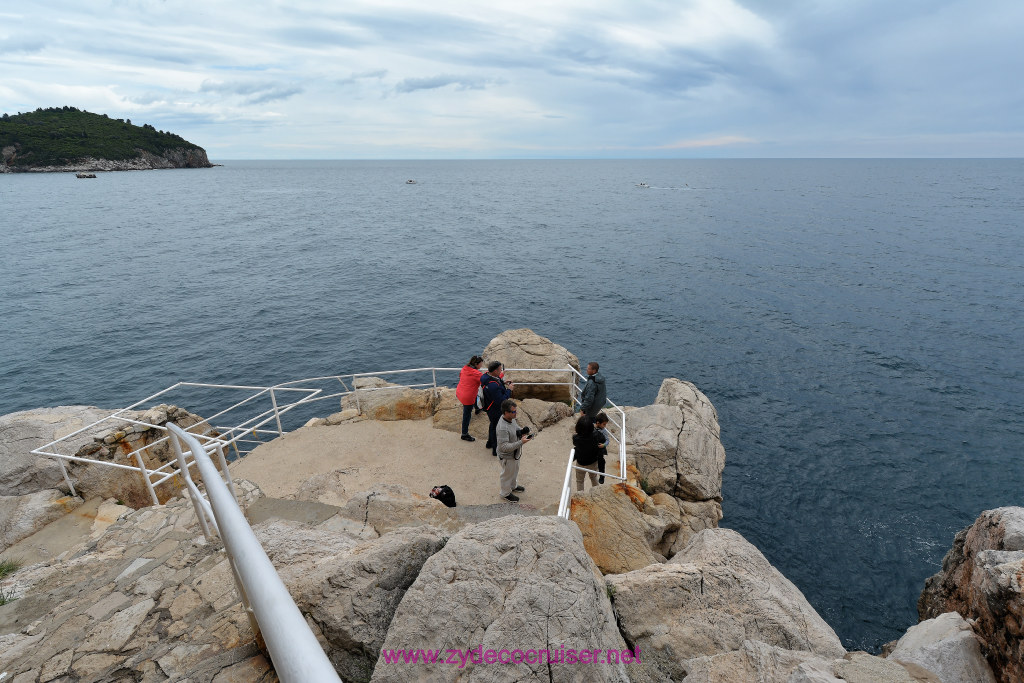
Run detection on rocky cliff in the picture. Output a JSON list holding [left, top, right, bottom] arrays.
[[0, 147, 212, 173]]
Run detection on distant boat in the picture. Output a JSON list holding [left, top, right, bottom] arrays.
[[636, 182, 649, 188], [406, 179, 417, 184], [76, 172, 97, 179]]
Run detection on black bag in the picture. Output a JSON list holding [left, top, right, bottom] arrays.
[[430, 484, 457, 508]]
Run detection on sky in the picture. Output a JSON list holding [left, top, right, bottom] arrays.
[[1, 0, 1022, 159]]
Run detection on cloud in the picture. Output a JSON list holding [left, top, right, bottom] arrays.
[[659, 135, 755, 149], [0, 36, 46, 54], [394, 75, 493, 94], [199, 80, 304, 104]]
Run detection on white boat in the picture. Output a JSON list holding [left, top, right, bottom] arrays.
[[406, 179, 417, 184], [636, 182, 649, 188]]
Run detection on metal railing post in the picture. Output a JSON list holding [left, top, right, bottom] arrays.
[[56, 458, 77, 497], [135, 451, 160, 506], [269, 388, 284, 436]]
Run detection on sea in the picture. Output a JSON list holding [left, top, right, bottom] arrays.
[[2, 159, 1022, 651]]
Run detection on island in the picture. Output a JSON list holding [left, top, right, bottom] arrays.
[[0, 106, 212, 173]]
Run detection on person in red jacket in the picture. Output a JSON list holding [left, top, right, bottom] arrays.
[[455, 355, 484, 441]]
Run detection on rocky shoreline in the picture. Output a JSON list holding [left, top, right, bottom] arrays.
[[0, 147, 213, 173], [0, 329, 1017, 682]]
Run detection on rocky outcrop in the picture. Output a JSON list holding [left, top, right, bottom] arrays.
[[0, 406, 115, 496], [482, 328, 580, 401], [338, 484, 463, 536], [679, 639, 835, 683], [258, 521, 447, 682], [0, 490, 83, 551], [69, 404, 213, 508], [918, 507, 1024, 683], [371, 515, 636, 682], [0, 485, 268, 682], [626, 378, 725, 503], [888, 612, 996, 683], [341, 377, 440, 421], [606, 528, 845, 681], [3, 147, 213, 172], [570, 483, 669, 574]]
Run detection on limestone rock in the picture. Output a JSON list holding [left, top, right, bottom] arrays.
[[888, 611, 996, 683], [607, 528, 845, 680], [289, 469, 350, 507], [627, 378, 725, 502], [918, 507, 1024, 683], [371, 515, 632, 682], [292, 526, 448, 682], [833, 651, 940, 682], [0, 490, 83, 551], [341, 378, 440, 421], [680, 639, 835, 683], [339, 484, 463, 536], [569, 483, 668, 574], [516, 397, 571, 429], [647, 493, 723, 558], [254, 519, 361, 584], [482, 328, 580, 401], [429, 388, 488, 440], [0, 406, 114, 495]]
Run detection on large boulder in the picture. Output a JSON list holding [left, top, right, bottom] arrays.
[[339, 484, 463, 536], [0, 406, 114, 495], [570, 483, 669, 574], [680, 639, 835, 683], [482, 329, 580, 401], [888, 612, 996, 683], [341, 377, 440, 421], [626, 378, 725, 503], [606, 528, 845, 681], [919, 507, 1024, 683], [370, 515, 635, 682], [256, 520, 447, 683], [0, 490, 83, 551]]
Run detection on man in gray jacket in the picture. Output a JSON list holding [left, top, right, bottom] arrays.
[[579, 362, 607, 418], [496, 399, 531, 502]]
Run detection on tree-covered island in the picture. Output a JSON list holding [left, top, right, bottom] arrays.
[[0, 106, 212, 172]]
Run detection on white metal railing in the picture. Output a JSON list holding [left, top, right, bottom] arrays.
[[166, 424, 342, 683], [556, 365, 628, 519], [31, 363, 616, 516]]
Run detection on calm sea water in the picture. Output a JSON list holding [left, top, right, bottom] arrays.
[[2, 159, 1022, 650]]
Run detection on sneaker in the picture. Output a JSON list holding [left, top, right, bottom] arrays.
[[503, 493, 520, 502], [512, 485, 525, 492], [461, 434, 476, 442]]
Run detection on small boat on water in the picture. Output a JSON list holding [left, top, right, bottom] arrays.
[[636, 182, 649, 188], [76, 173, 97, 179], [406, 179, 417, 184]]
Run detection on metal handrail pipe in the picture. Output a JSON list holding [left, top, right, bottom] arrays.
[[351, 367, 459, 377], [557, 449, 576, 518], [33, 452, 152, 471], [166, 424, 341, 682]]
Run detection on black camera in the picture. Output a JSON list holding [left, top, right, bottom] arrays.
[[516, 426, 531, 439]]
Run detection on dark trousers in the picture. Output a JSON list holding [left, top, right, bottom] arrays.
[[598, 454, 606, 483], [461, 404, 473, 435], [486, 412, 500, 455]]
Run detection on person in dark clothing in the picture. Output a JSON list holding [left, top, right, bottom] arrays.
[[571, 415, 603, 491], [578, 362, 607, 418], [481, 361, 514, 456]]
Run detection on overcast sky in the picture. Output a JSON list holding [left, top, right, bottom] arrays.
[[2, 0, 1022, 159]]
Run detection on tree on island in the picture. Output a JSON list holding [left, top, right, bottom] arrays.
[[0, 107, 209, 169]]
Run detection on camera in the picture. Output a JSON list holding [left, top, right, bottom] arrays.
[[516, 426, 531, 439]]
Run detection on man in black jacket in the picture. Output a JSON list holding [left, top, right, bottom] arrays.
[[579, 362, 607, 418], [481, 361, 514, 456]]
